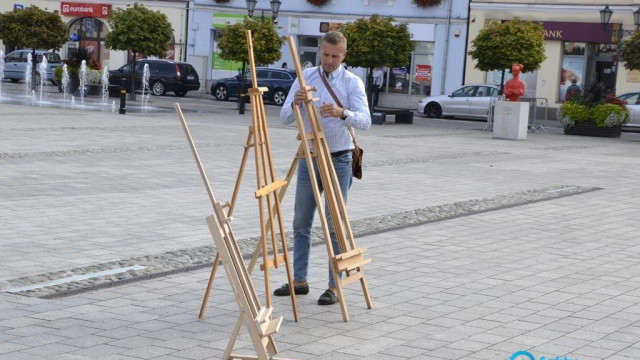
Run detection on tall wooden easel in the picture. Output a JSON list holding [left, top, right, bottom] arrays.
[[176, 104, 295, 360], [196, 30, 299, 322], [286, 37, 372, 322]]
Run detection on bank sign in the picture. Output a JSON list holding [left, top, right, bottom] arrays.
[[60, 2, 112, 18]]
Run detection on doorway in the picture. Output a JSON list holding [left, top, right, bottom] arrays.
[[595, 60, 616, 92]]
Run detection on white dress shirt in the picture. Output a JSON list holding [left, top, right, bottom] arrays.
[[280, 65, 371, 153]]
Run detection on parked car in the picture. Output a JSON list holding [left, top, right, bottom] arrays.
[[617, 91, 640, 127], [3, 49, 62, 84], [211, 67, 296, 106], [108, 59, 200, 96], [416, 84, 502, 120]]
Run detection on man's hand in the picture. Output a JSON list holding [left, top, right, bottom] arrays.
[[319, 102, 343, 119]]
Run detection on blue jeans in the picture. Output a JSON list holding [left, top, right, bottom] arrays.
[[292, 151, 353, 288]]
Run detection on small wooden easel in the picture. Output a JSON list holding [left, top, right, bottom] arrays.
[[286, 36, 373, 322], [196, 30, 299, 322]]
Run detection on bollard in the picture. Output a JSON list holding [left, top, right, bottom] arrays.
[[119, 78, 126, 114], [238, 93, 246, 114]]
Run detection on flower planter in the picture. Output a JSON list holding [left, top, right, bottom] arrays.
[[564, 120, 621, 138]]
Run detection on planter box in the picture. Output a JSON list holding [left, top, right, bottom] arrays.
[[564, 120, 621, 138]]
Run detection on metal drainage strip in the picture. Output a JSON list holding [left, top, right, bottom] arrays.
[[3, 265, 146, 293]]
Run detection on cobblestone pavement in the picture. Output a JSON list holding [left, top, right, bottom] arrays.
[[2, 95, 640, 360]]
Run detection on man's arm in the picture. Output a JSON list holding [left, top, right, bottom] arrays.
[[280, 79, 301, 125], [342, 77, 372, 131]]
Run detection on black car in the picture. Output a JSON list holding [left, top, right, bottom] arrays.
[[211, 68, 296, 106], [108, 59, 200, 96]]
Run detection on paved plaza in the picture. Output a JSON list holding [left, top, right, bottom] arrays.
[[2, 93, 640, 360]]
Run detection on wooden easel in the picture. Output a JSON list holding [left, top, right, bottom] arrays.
[[286, 37, 372, 322], [196, 30, 299, 322], [175, 105, 295, 360]]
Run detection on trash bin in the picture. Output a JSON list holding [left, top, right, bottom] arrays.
[[371, 111, 386, 125]]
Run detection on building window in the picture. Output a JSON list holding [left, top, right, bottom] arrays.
[[387, 42, 434, 96]]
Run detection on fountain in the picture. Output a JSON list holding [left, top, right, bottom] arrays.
[[38, 54, 48, 103], [101, 66, 109, 105], [0, 50, 4, 97], [25, 53, 32, 97], [79, 60, 87, 105], [61, 64, 70, 102], [141, 63, 150, 109]]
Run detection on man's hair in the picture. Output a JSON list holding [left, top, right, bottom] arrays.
[[321, 31, 347, 49]]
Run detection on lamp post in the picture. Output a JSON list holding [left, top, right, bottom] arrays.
[[237, 0, 281, 114], [599, 5, 640, 65]]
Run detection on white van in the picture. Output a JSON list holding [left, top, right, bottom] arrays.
[[3, 50, 62, 84]]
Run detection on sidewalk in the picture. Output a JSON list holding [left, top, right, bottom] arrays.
[[2, 100, 640, 360]]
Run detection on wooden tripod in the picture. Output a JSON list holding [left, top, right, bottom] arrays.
[[286, 37, 373, 322], [196, 30, 299, 322]]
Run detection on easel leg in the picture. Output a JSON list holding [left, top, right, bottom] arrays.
[[199, 252, 221, 318]]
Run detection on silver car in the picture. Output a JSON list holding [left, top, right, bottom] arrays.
[[417, 84, 502, 120], [617, 91, 640, 127], [3, 50, 62, 84]]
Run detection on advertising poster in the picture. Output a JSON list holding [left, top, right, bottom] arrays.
[[559, 57, 584, 101], [212, 14, 246, 71]]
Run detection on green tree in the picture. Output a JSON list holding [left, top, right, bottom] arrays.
[[105, 2, 173, 99], [217, 17, 285, 66], [468, 18, 546, 92], [620, 31, 640, 72], [216, 17, 285, 113], [336, 14, 414, 107], [0, 5, 68, 89]]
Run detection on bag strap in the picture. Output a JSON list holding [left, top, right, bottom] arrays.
[[318, 67, 357, 144]]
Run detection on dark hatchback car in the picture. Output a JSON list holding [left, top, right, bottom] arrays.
[[211, 67, 296, 106], [108, 59, 200, 96]]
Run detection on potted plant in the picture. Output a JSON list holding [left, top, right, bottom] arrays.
[[413, 0, 443, 7], [557, 82, 629, 138]]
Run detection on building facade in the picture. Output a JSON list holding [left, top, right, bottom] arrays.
[[188, 0, 469, 108], [0, 1, 187, 73], [465, 0, 640, 112]]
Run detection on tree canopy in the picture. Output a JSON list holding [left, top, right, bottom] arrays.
[[105, 3, 173, 58], [336, 14, 414, 71], [0, 6, 68, 51], [620, 31, 640, 72], [468, 18, 546, 73], [216, 18, 285, 65]]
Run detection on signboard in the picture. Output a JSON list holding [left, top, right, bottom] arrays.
[[414, 65, 431, 82], [14, 4, 24, 9], [212, 14, 246, 71], [60, 2, 111, 18]]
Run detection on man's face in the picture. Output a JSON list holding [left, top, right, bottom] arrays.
[[319, 41, 346, 74]]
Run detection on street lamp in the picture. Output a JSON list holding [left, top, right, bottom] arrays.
[[246, 0, 281, 23], [237, 0, 282, 114], [598, 5, 640, 85], [599, 5, 640, 39]]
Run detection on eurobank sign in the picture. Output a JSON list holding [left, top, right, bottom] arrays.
[[60, 2, 112, 18]]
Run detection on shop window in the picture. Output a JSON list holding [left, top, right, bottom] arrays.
[[387, 42, 434, 96]]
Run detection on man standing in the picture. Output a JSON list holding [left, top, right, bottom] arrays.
[[276, 31, 371, 305], [372, 66, 384, 107], [565, 79, 581, 101]]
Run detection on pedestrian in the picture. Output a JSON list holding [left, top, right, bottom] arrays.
[[281, 62, 288, 69], [565, 78, 581, 101], [277, 30, 371, 305], [372, 66, 383, 107]]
